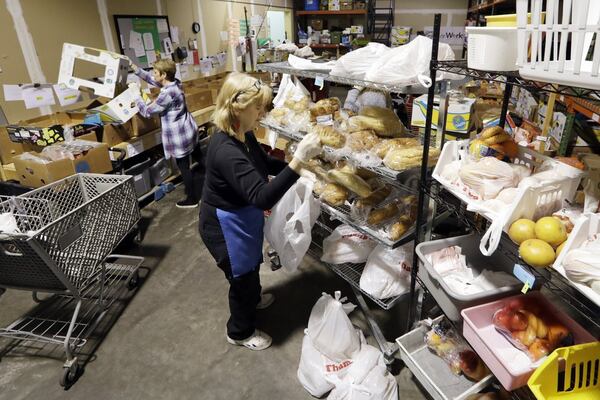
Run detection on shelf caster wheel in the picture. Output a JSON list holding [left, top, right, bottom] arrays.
[[127, 270, 140, 290], [133, 230, 143, 245], [59, 363, 79, 388]]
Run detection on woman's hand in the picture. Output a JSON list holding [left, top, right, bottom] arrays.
[[293, 132, 322, 163], [129, 59, 139, 73]]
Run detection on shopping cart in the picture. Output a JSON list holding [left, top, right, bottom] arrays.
[[0, 173, 143, 387]]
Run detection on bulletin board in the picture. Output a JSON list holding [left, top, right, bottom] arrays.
[[114, 15, 173, 69]]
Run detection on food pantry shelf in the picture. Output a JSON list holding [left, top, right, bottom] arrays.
[[257, 62, 428, 95], [423, 180, 600, 335], [433, 60, 600, 101]]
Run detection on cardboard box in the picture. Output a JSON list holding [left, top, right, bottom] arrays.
[[340, 1, 353, 10], [0, 163, 18, 182], [0, 128, 28, 165], [84, 99, 159, 139], [185, 88, 213, 112], [89, 87, 140, 123], [329, 0, 340, 11], [310, 18, 324, 30], [13, 141, 112, 188], [411, 94, 476, 134], [101, 123, 133, 147], [57, 43, 129, 98], [130, 115, 160, 137], [110, 130, 163, 159]]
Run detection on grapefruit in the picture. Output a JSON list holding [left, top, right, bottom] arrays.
[[556, 241, 566, 257], [508, 219, 536, 244], [519, 239, 556, 268], [535, 217, 567, 247]]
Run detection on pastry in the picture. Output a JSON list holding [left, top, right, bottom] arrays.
[[284, 96, 309, 113], [349, 106, 405, 137], [304, 158, 332, 182], [269, 108, 288, 126], [348, 129, 380, 151], [389, 215, 413, 240], [312, 125, 346, 149], [328, 169, 373, 198], [367, 202, 400, 225], [480, 126, 504, 140], [321, 183, 349, 206], [310, 98, 341, 122], [372, 138, 421, 158], [383, 147, 440, 171]]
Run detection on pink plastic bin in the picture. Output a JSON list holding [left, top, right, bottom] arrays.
[[460, 291, 596, 391]]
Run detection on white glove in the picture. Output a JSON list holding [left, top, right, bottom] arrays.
[[294, 132, 322, 162]]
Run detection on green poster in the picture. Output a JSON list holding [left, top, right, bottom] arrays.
[[132, 18, 161, 63]]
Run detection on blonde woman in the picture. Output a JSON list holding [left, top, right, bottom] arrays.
[[200, 72, 321, 350]]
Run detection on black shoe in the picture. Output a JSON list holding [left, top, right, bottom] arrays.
[[176, 198, 198, 209]]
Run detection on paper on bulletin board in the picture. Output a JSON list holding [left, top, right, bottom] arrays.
[[220, 31, 228, 41], [22, 86, 56, 109], [3, 84, 23, 101], [143, 32, 154, 50], [200, 59, 212, 74], [157, 19, 169, 34], [52, 84, 82, 107], [162, 37, 173, 55], [179, 64, 189, 79], [251, 15, 263, 26], [171, 26, 180, 43], [146, 50, 157, 64], [129, 31, 145, 57]]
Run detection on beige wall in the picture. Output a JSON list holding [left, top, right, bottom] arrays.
[[394, 0, 467, 32], [0, 0, 292, 123]]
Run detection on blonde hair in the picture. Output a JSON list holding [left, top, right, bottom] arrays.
[[153, 59, 176, 81], [213, 72, 272, 136]]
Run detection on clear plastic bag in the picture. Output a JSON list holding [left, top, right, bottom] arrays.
[[321, 225, 377, 265]]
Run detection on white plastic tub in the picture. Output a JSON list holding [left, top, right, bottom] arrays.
[[466, 27, 518, 71]]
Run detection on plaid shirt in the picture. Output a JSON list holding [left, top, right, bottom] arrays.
[[135, 69, 198, 159]]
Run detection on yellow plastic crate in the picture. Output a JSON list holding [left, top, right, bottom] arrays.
[[486, 13, 545, 27], [528, 343, 600, 400]]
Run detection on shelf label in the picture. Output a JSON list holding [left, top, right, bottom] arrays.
[[316, 114, 333, 126], [315, 75, 325, 90], [535, 135, 549, 143], [513, 264, 535, 294], [593, 113, 600, 123]]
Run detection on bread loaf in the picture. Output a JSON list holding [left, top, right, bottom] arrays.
[[367, 202, 400, 225], [312, 125, 346, 148], [348, 129, 380, 151], [348, 106, 405, 137], [328, 169, 373, 198], [321, 183, 349, 206]]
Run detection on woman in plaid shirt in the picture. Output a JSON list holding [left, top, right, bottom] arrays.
[[131, 59, 200, 208]]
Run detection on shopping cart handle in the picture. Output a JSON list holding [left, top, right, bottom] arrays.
[[108, 147, 126, 162]]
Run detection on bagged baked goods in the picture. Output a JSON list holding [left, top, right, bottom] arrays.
[[348, 129, 380, 152], [310, 98, 341, 122], [367, 202, 400, 226], [458, 157, 518, 200], [304, 158, 333, 182], [348, 106, 405, 138], [359, 243, 412, 300], [383, 146, 440, 171], [328, 169, 373, 198], [372, 138, 421, 159], [269, 108, 289, 126], [388, 215, 413, 241], [354, 184, 392, 210], [284, 96, 310, 113], [320, 183, 349, 206], [312, 125, 346, 148]]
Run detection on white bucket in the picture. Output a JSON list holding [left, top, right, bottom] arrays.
[[466, 27, 518, 71]]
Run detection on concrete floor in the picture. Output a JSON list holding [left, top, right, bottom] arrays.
[[0, 186, 429, 400]]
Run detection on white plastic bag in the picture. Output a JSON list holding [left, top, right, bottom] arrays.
[[321, 225, 377, 264], [0, 212, 20, 235], [330, 43, 391, 80], [327, 345, 398, 400], [307, 291, 361, 362], [359, 244, 412, 300], [363, 36, 455, 87], [297, 331, 350, 397], [265, 177, 321, 272]]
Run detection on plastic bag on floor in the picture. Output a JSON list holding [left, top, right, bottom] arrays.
[[327, 345, 398, 400], [265, 177, 321, 272], [359, 244, 412, 300], [307, 291, 361, 362], [297, 329, 366, 398], [321, 225, 377, 264]]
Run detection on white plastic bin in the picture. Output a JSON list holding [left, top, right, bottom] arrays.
[[516, 0, 600, 89], [415, 233, 522, 322], [466, 27, 518, 71], [396, 315, 494, 400]]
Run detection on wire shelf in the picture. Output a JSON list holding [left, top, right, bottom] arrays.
[[257, 62, 429, 95], [310, 220, 409, 310], [433, 60, 600, 101], [261, 120, 426, 184]]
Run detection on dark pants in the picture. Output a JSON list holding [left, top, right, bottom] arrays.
[[175, 144, 204, 202], [199, 203, 262, 340]]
